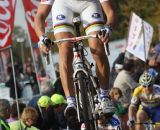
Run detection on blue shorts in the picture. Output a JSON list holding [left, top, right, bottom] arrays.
[[143, 106, 160, 123]]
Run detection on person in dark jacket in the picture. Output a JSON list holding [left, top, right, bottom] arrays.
[[51, 93, 67, 129], [5, 66, 21, 99], [25, 66, 39, 95]]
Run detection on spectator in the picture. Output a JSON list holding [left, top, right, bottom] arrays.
[[24, 57, 33, 71], [51, 93, 67, 129], [5, 66, 22, 99], [40, 78, 55, 97], [113, 59, 138, 106], [51, 63, 65, 96], [110, 52, 125, 87], [109, 87, 129, 130], [9, 107, 39, 130], [132, 57, 145, 83], [7, 102, 26, 123], [0, 99, 10, 130], [147, 52, 160, 85], [109, 88, 127, 117], [25, 66, 39, 95]]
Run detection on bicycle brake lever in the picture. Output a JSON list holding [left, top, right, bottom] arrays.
[[104, 43, 110, 56], [95, 34, 110, 56]]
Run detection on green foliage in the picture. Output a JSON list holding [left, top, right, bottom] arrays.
[[114, 0, 160, 43]]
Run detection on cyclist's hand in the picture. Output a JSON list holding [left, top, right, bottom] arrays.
[[38, 35, 52, 55], [98, 25, 112, 44], [127, 119, 135, 127]]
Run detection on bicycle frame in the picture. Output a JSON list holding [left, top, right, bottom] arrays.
[[72, 17, 100, 130]]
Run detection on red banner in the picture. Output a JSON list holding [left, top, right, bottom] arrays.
[[22, 0, 39, 43], [0, 0, 16, 49]]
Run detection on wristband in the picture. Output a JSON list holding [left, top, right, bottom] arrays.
[[105, 25, 113, 31], [39, 35, 47, 41]]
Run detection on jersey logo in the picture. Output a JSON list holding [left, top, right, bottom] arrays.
[[91, 13, 101, 19], [56, 15, 66, 20]]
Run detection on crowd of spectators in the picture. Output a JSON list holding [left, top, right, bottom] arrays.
[[0, 93, 69, 130]]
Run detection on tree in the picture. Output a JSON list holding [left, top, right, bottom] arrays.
[[114, 0, 160, 43]]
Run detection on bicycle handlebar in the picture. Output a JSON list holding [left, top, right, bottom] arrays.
[[54, 34, 97, 43], [45, 34, 110, 64]]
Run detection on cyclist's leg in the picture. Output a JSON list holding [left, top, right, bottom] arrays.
[[52, 0, 77, 117], [136, 109, 149, 130], [81, 1, 114, 114]]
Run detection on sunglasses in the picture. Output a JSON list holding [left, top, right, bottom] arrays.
[[143, 85, 152, 88]]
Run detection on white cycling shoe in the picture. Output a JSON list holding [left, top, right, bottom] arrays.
[[100, 98, 115, 115]]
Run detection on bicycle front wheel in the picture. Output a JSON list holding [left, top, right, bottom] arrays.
[[77, 72, 95, 130]]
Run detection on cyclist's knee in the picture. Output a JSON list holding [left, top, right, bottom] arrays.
[[54, 32, 73, 39]]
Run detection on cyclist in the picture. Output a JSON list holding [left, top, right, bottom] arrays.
[[34, 0, 117, 120], [127, 72, 160, 130]]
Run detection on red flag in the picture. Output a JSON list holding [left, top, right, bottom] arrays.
[[22, 0, 39, 43], [0, 0, 17, 49]]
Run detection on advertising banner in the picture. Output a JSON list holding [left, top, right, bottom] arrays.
[[0, 0, 16, 49], [22, 0, 39, 43]]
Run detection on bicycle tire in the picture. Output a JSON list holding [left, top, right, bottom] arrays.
[[77, 72, 95, 130], [88, 78, 99, 130]]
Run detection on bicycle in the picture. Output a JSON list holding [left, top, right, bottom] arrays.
[[45, 16, 110, 130]]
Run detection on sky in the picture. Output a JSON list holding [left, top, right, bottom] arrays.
[[14, 0, 27, 30]]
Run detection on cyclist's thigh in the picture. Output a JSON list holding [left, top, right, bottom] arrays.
[[80, 1, 104, 35], [80, 1, 105, 51], [136, 109, 149, 122], [52, 0, 74, 35]]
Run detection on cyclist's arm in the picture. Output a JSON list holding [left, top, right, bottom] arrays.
[[128, 104, 137, 121], [34, 4, 52, 38], [128, 89, 141, 121], [100, 0, 117, 27]]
